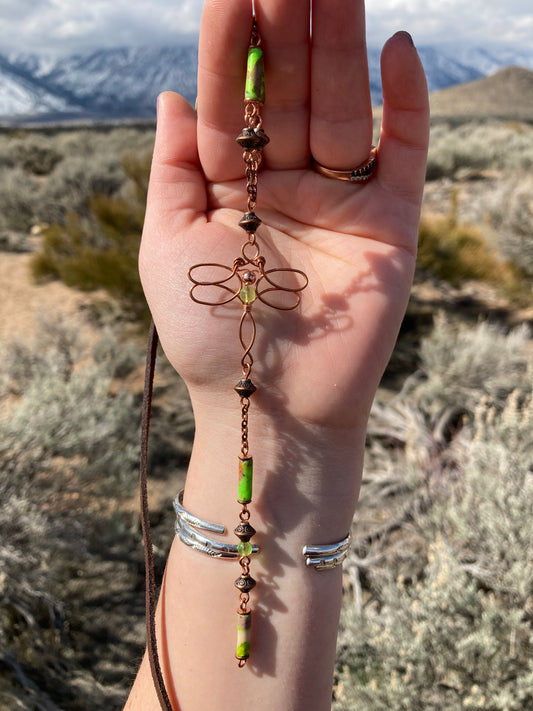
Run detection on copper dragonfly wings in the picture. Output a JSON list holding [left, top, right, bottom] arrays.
[[188, 256, 308, 311]]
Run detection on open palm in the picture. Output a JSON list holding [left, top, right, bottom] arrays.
[[139, 0, 429, 431]]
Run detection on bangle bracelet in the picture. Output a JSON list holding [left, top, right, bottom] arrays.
[[302, 532, 352, 570], [174, 490, 260, 560], [175, 489, 350, 570]]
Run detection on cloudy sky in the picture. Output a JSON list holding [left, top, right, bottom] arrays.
[[0, 0, 531, 56]]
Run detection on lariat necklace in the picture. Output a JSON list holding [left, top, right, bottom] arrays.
[[187, 16, 308, 665]]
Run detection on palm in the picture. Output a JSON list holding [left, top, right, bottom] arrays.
[[140, 2, 429, 430]]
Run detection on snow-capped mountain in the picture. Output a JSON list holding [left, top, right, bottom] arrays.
[[426, 41, 533, 78], [0, 44, 198, 123], [0, 54, 80, 118], [370, 41, 533, 105], [1, 41, 532, 124]]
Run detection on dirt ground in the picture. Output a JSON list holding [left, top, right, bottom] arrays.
[[0, 252, 95, 345]]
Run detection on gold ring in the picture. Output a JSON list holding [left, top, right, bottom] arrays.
[[312, 146, 377, 183]]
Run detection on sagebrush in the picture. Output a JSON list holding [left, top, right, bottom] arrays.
[[0, 319, 142, 710], [334, 316, 533, 711]]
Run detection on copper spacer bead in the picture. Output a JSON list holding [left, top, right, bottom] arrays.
[[236, 127, 270, 150], [234, 378, 257, 398], [234, 521, 257, 542], [235, 575, 257, 593], [239, 212, 262, 233], [252, 128, 270, 148]]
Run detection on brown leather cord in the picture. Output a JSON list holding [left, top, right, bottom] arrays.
[[140, 320, 174, 711]]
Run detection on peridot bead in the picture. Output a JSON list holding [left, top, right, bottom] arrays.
[[238, 456, 253, 504], [245, 46, 265, 103], [238, 541, 253, 557], [239, 285, 257, 304]]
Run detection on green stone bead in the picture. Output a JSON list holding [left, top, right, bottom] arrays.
[[238, 285, 257, 304], [236, 611, 252, 660], [236, 641, 251, 659], [238, 541, 253, 557], [245, 46, 265, 103], [238, 457, 253, 504]]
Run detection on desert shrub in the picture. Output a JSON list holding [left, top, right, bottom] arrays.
[[427, 123, 492, 180], [417, 193, 529, 300], [0, 127, 155, 234], [335, 317, 533, 710], [427, 121, 533, 180], [9, 135, 63, 176], [418, 211, 501, 283], [414, 313, 530, 419], [37, 153, 126, 224], [0, 319, 143, 709], [487, 172, 533, 278], [55, 127, 154, 161], [0, 142, 16, 169], [0, 168, 41, 232], [0, 230, 30, 253], [31, 151, 151, 321], [0, 317, 140, 488], [0, 484, 84, 711], [418, 202, 498, 282]]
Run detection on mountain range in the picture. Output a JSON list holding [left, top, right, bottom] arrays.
[[1, 41, 533, 124], [428, 65, 533, 120]]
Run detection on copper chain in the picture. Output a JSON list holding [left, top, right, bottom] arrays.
[[243, 103, 262, 216], [240, 398, 250, 457]]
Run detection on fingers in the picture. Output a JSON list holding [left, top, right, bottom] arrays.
[[196, 0, 252, 182], [377, 32, 430, 206], [196, 0, 428, 195], [142, 91, 205, 246], [197, 0, 375, 179], [198, 0, 373, 178], [256, 0, 311, 170], [310, 0, 373, 171], [197, 0, 311, 179]]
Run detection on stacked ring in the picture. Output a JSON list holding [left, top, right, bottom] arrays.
[[312, 146, 377, 183]]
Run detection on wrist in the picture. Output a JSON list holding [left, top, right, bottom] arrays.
[[183, 401, 366, 552]]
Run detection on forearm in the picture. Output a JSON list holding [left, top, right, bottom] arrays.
[[126, 405, 366, 711]]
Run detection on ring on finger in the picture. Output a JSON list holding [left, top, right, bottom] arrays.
[[311, 146, 377, 183]]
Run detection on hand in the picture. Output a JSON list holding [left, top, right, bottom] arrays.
[[130, 3, 430, 708], [140, 0, 429, 434]]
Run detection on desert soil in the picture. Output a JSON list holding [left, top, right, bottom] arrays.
[[0, 252, 95, 346]]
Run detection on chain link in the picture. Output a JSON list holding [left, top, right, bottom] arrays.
[[244, 101, 262, 130], [240, 398, 250, 457]]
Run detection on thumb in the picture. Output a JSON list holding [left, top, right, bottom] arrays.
[[377, 31, 430, 207], [143, 91, 206, 241]]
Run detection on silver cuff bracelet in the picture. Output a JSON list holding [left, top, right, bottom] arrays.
[[174, 490, 260, 560], [302, 532, 352, 570], [174, 489, 351, 569]]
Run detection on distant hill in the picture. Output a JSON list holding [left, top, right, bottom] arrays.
[[1, 41, 533, 125], [429, 66, 533, 120]]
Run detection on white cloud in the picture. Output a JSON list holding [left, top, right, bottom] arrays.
[[365, 0, 533, 45], [0, 0, 204, 55], [0, 0, 531, 55]]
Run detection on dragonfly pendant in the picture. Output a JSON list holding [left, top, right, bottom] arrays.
[[188, 249, 308, 375]]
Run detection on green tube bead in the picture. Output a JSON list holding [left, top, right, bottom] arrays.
[[238, 457, 253, 504], [245, 46, 265, 103], [236, 611, 252, 660]]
